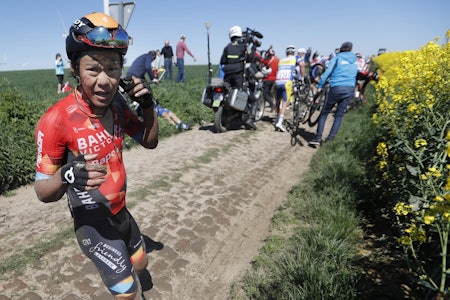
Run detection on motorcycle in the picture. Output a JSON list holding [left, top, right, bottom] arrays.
[[201, 27, 264, 133]]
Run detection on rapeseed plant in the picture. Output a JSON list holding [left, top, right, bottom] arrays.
[[372, 30, 450, 297]]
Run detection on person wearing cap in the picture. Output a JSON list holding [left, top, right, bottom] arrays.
[[308, 41, 358, 146], [34, 12, 158, 299], [175, 34, 196, 83]]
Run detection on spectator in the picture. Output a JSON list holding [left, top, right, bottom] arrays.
[[126, 50, 159, 84], [34, 12, 158, 299], [274, 45, 299, 132], [161, 40, 175, 80], [55, 53, 64, 93], [175, 34, 196, 83], [155, 103, 192, 131], [260, 47, 279, 112], [308, 41, 358, 146]]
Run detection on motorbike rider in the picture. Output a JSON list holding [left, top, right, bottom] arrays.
[[220, 25, 258, 130]]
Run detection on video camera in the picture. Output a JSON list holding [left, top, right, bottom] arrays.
[[241, 27, 263, 48]]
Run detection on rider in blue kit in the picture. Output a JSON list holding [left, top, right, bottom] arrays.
[[309, 41, 358, 146]]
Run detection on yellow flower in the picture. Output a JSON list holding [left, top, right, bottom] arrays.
[[420, 174, 427, 180], [397, 236, 412, 245], [424, 215, 435, 225], [394, 202, 412, 216], [426, 167, 442, 178], [445, 178, 450, 191], [434, 195, 444, 202], [414, 139, 427, 149], [376, 142, 388, 156], [443, 212, 450, 222]]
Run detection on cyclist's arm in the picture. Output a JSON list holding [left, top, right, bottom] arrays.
[[35, 170, 67, 203]]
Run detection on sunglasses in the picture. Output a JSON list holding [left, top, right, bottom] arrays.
[[79, 26, 129, 49]]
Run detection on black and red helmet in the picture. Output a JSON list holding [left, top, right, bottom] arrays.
[[66, 12, 129, 61]]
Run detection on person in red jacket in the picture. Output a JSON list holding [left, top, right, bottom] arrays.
[[260, 47, 279, 112]]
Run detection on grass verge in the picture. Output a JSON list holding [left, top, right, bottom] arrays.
[[230, 90, 382, 299]]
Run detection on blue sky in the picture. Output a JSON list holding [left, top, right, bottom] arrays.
[[0, 0, 448, 71]]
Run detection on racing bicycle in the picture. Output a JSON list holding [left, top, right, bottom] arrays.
[[285, 77, 314, 146], [307, 82, 329, 127]]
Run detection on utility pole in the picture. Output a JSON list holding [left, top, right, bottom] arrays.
[[104, 0, 110, 15], [206, 21, 212, 84]]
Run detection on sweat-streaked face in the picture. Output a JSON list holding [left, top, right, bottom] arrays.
[[78, 50, 122, 109]]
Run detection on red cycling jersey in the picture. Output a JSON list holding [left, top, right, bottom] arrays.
[[35, 92, 143, 218]]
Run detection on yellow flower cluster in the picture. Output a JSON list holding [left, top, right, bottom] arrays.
[[394, 202, 412, 216], [414, 139, 427, 149], [372, 30, 450, 292]]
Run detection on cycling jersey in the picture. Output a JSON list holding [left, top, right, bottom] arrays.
[[275, 56, 298, 102], [275, 56, 297, 85], [35, 92, 144, 219]]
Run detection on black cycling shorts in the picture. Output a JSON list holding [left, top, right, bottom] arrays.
[[74, 207, 145, 296]]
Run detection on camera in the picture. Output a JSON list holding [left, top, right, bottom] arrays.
[[241, 27, 263, 48]]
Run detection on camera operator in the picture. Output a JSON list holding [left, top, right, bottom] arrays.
[[220, 25, 259, 130]]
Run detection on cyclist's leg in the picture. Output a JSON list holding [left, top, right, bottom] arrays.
[[75, 220, 142, 299]]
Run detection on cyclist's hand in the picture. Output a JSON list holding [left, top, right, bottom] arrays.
[[120, 76, 155, 109], [61, 154, 107, 191], [317, 88, 323, 94]]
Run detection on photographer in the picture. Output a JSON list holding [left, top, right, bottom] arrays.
[[220, 25, 260, 130]]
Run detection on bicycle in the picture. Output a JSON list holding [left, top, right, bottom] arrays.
[[285, 77, 314, 145], [306, 82, 329, 127]]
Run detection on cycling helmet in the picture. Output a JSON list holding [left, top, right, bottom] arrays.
[[229, 25, 242, 39], [66, 12, 129, 61], [297, 48, 306, 54], [286, 45, 296, 55]]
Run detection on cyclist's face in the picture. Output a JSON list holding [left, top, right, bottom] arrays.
[[78, 51, 122, 109]]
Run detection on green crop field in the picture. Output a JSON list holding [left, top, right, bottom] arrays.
[[0, 65, 215, 195]]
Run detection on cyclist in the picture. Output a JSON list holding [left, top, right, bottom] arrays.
[[308, 41, 358, 146], [274, 45, 299, 132], [34, 12, 158, 300], [296, 48, 307, 80]]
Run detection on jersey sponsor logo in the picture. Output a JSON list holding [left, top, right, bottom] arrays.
[[77, 130, 113, 153], [89, 242, 127, 273], [74, 188, 100, 210], [36, 130, 44, 167]]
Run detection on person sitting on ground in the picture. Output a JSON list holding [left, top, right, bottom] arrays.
[[155, 103, 192, 131]]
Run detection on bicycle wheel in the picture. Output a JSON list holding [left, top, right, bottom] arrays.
[[301, 88, 314, 124], [307, 90, 326, 127]]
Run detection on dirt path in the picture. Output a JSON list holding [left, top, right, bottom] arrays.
[[0, 115, 327, 300]]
